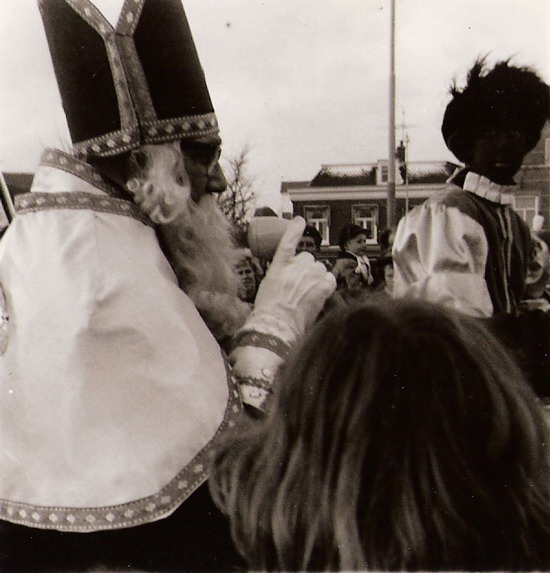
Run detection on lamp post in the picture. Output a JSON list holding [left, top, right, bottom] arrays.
[[387, 0, 396, 228]]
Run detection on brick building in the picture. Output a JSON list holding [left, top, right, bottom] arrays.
[[284, 121, 550, 259], [283, 159, 459, 258]]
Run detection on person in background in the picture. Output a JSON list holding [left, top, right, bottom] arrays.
[[332, 258, 362, 289], [334, 223, 374, 288], [487, 231, 550, 399], [372, 255, 394, 297], [521, 231, 550, 312], [377, 226, 396, 257], [210, 298, 550, 571], [296, 224, 322, 257], [0, 1, 336, 570], [538, 230, 550, 290], [393, 57, 549, 317], [235, 248, 263, 305], [296, 223, 334, 272]]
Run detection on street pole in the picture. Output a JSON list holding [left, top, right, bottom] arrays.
[[0, 171, 15, 224], [404, 135, 409, 213], [387, 0, 396, 228]]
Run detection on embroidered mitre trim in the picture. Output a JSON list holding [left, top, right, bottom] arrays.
[[141, 113, 219, 145], [0, 354, 242, 532], [52, 0, 141, 157], [40, 0, 219, 157]]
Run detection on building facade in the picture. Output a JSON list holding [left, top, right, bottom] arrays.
[[284, 121, 550, 258], [283, 160, 460, 258], [514, 121, 550, 231]]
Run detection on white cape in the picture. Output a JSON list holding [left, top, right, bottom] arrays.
[[0, 152, 241, 531]]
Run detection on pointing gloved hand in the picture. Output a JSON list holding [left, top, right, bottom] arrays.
[[244, 216, 336, 342]]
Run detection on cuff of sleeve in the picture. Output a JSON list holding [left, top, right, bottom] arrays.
[[230, 329, 292, 359], [238, 376, 274, 411], [230, 345, 284, 412], [239, 312, 299, 344]]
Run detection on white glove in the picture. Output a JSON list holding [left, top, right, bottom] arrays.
[[244, 217, 336, 342]]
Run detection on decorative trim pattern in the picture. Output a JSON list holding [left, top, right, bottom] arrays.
[[236, 375, 274, 393], [59, 0, 141, 157], [230, 329, 292, 359], [39, 149, 128, 199], [0, 355, 243, 532], [141, 113, 219, 145], [15, 192, 152, 228], [117, 0, 146, 36], [117, 34, 157, 124], [237, 376, 274, 413], [72, 126, 141, 158], [46, 0, 218, 157]]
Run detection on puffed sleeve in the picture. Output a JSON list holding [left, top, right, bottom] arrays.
[[392, 201, 493, 317]]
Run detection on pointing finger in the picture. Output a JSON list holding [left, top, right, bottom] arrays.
[[272, 216, 306, 266]]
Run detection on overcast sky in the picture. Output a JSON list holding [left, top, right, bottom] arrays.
[[1, 0, 548, 211]]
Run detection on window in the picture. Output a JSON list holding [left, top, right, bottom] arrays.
[[376, 159, 404, 184], [303, 205, 330, 245], [513, 195, 539, 228], [376, 161, 388, 185], [352, 205, 378, 243]]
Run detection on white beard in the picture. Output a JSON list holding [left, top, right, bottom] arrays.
[[159, 193, 240, 298], [159, 196, 252, 341], [129, 143, 250, 340]]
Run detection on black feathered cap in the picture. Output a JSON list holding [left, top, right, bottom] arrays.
[[441, 58, 549, 164], [38, 0, 219, 158]]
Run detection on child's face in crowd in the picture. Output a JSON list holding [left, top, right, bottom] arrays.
[[384, 264, 394, 290], [236, 260, 257, 301], [469, 128, 528, 184], [345, 234, 368, 256]]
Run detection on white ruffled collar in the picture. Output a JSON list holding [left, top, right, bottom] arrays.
[[463, 172, 515, 205]]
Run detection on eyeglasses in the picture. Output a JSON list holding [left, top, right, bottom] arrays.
[[180, 141, 222, 170]]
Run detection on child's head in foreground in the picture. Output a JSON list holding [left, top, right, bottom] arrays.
[[211, 298, 550, 571]]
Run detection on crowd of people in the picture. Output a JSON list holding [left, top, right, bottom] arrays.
[[207, 53, 550, 572], [0, 0, 549, 571]]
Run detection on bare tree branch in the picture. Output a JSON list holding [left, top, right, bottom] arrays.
[[217, 144, 256, 244]]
